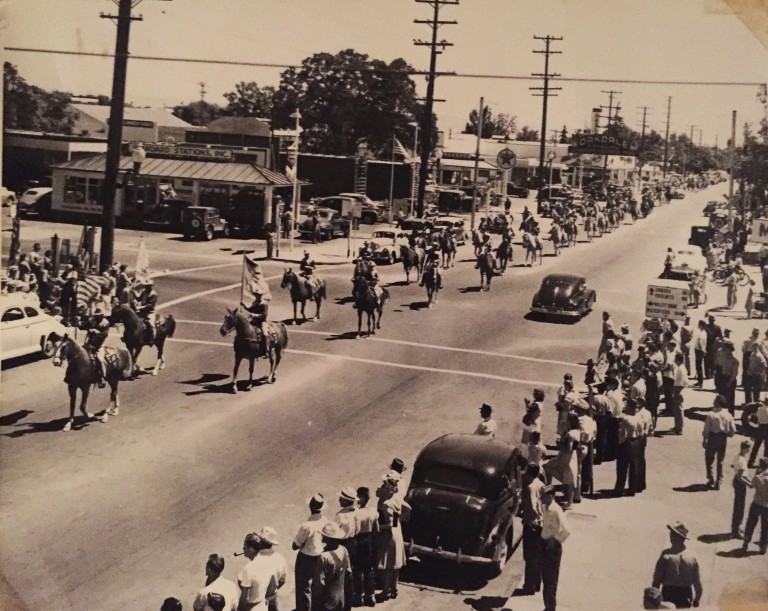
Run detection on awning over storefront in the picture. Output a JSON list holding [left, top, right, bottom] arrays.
[[51, 154, 296, 186], [439, 158, 499, 170]]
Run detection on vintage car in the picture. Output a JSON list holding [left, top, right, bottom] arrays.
[[670, 189, 686, 200], [397, 217, 430, 232], [143, 199, 192, 232], [1, 294, 66, 361], [182, 206, 230, 241], [337, 193, 387, 224], [432, 216, 468, 245], [403, 434, 523, 576], [18, 187, 53, 218], [530, 273, 596, 320], [298, 207, 351, 241], [369, 230, 400, 265], [667, 245, 706, 281], [702, 200, 726, 217], [506, 183, 530, 199]]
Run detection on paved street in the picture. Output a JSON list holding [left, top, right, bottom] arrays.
[[1, 185, 767, 610]]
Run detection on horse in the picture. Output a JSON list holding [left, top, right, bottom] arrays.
[[476, 252, 496, 291], [439, 233, 457, 269], [280, 268, 326, 324], [420, 260, 441, 308], [523, 233, 543, 266], [51, 334, 133, 431], [495, 237, 513, 273], [471, 230, 483, 257], [400, 244, 423, 284], [549, 225, 562, 256], [109, 305, 176, 377], [352, 258, 374, 299], [219, 308, 288, 392], [353, 276, 389, 338], [595, 212, 606, 237]]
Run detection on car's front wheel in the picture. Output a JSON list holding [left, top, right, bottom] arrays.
[[222, 224, 230, 238], [42, 335, 58, 358], [490, 524, 513, 577], [204, 226, 214, 241]]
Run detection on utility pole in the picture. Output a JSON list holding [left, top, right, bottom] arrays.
[[728, 110, 736, 232], [698, 128, 703, 147], [530, 35, 562, 202], [684, 124, 697, 176], [199, 82, 207, 101], [600, 90, 621, 186], [636, 106, 650, 191], [662, 96, 672, 178], [470, 96, 484, 231], [414, 0, 458, 218], [636, 106, 651, 149], [98, 0, 146, 273]]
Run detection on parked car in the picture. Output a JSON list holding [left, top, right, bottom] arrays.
[[1, 186, 17, 207], [297, 202, 315, 225], [506, 184, 530, 199], [315, 195, 382, 225], [337, 193, 387, 224], [402, 434, 523, 576], [182, 206, 230, 241], [397, 217, 430, 232], [437, 189, 476, 213], [432, 216, 468, 245], [298, 207, 350, 241], [702, 200, 726, 217], [369, 230, 399, 265], [1, 294, 66, 361], [143, 199, 192, 231], [667, 245, 706, 281], [670, 189, 685, 200], [530, 273, 596, 320], [18, 187, 53, 218], [688, 226, 710, 250]]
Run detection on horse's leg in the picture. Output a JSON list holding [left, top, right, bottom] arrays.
[[231, 354, 242, 393], [247, 356, 255, 390], [63, 385, 77, 431], [267, 350, 276, 383], [301, 299, 308, 321], [357, 308, 363, 339], [314, 296, 321, 321], [271, 348, 282, 383], [151, 341, 163, 376], [292, 300, 298, 325]]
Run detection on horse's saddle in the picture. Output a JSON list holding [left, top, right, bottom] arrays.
[[89, 347, 119, 370]]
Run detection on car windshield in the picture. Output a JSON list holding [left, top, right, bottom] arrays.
[[542, 277, 574, 288], [421, 465, 484, 496]]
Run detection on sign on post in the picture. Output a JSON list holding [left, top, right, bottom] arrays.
[[749, 218, 768, 244], [341, 200, 362, 219], [645, 284, 689, 321]]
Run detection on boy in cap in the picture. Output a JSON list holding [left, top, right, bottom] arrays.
[[475, 404, 497, 439], [651, 522, 702, 608], [336, 487, 359, 609], [292, 495, 329, 611]]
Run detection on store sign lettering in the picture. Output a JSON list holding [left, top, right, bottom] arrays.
[[142, 143, 234, 161]]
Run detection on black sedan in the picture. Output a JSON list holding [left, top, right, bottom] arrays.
[[506, 184, 530, 199], [530, 273, 596, 320], [298, 207, 350, 241]]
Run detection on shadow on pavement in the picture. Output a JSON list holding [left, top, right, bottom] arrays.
[[462, 594, 510, 610], [179, 373, 229, 386], [400, 557, 490, 593], [716, 547, 755, 558], [0, 410, 34, 426], [459, 286, 482, 293], [684, 406, 712, 423], [334, 296, 355, 305], [409, 301, 430, 310], [324, 331, 360, 341], [385, 280, 410, 288], [672, 483, 711, 493], [3, 415, 95, 437], [698, 532, 733, 544]]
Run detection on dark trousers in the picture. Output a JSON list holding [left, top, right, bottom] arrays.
[[352, 532, 376, 602], [715, 375, 736, 415], [695, 350, 705, 386], [682, 346, 691, 377], [581, 441, 594, 496], [522, 525, 543, 592], [749, 425, 768, 466], [594, 414, 608, 464], [705, 349, 715, 379], [603, 416, 619, 463], [340, 538, 357, 611], [705, 433, 728, 484], [743, 502, 768, 547], [615, 438, 641, 494], [662, 376, 674, 413], [295, 553, 320, 611], [732, 476, 747, 535], [744, 374, 763, 405], [637, 436, 647, 492], [661, 585, 693, 608], [541, 538, 562, 611]]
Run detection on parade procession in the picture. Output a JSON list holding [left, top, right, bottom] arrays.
[[2, 1, 768, 610]]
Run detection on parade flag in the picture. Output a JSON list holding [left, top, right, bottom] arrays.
[[134, 238, 151, 283], [241, 255, 273, 304], [393, 137, 411, 161], [77, 274, 104, 309]]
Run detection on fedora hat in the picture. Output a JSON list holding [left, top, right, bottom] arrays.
[[258, 526, 280, 546], [390, 458, 407, 473], [667, 521, 689, 540], [339, 486, 357, 503]]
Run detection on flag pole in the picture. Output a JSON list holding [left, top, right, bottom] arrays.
[[240, 254, 247, 307], [388, 135, 396, 225]]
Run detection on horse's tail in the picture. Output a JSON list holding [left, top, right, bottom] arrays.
[[164, 314, 177, 338], [319, 281, 327, 301], [120, 348, 134, 380], [380, 288, 390, 304], [274, 322, 289, 349]]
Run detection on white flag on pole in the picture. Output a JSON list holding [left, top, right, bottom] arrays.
[[241, 254, 273, 304], [134, 238, 151, 283]]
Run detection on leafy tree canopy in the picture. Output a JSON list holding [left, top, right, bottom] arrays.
[[4, 62, 74, 134], [171, 100, 224, 126]]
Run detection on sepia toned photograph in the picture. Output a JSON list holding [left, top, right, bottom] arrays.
[[1, 1, 768, 609]]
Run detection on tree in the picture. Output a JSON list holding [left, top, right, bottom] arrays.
[[172, 100, 223, 126], [515, 126, 539, 141], [223, 81, 275, 119], [462, 105, 516, 139], [559, 125, 569, 143], [3, 62, 74, 133], [271, 50, 424, 156]]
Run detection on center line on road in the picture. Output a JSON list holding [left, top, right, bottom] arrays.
[[166, 337, 562, 388], [172, 320, 584, 369], [157, 275, 282, 310]]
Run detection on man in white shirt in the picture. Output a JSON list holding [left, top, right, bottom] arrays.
[[692, 320, 708, 387], [540, 485, 571, 611], [671, 352, 688, 435], [475, 403, 498, 439], [238, 528, 287, 611], [336, 486, 360, 610], [702, 395, 736, 489], [193, 554, 238, 611], [292, 495, 329, 611]]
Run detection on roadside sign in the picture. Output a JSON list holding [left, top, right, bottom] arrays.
[[645, 284, 689, 321], [496, 148, 516, 170], [749, 218, 768, 244], [341, 200, 362, 219]]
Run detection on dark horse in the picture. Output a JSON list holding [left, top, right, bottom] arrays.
[[400, 244, 423, 284], [420, 260, 440, 308], [219, 308, 288, 392], [281, 268, 326, 324], [109, 305, 176, 377], [477, 252, 496, 291], [51, 334, 133, 431], [439, 233, 457, 269], [495, 237, 513, 273], [353, 276, 389, 338]]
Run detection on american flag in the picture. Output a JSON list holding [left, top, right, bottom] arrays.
[[393, 137, 411, 161], [77, 274, 104, 310]]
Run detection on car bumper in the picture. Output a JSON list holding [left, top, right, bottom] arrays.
[[530, 306, 581, 317], [405, 541, 493, 565]]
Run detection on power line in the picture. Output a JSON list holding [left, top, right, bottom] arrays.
[[5, 47, 764, 87], [530, 35, 562, 194], [663, 97, 672, 178]]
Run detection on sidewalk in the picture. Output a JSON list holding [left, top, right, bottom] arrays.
[[503, 270, 768, 611]]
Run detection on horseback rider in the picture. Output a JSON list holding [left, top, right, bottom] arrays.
[[478, 217, 487, 233], [299, 251, 313, 276], [241, 292, 270, 352], [134, 279, 158, 346], [420, 245, 443, 288], [359, 241, 371, 258], [82, 306, 110, 388]]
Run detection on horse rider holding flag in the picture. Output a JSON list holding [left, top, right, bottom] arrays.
[[240, 255, 273, 350], [134, 278, 158, 345], [82, 306, 110, 388]]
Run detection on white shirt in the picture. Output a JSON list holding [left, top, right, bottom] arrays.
[[336, 506, 359, 539], [193, 576, 239, 611], [693, 329, 708, 352], [475, 417, 497, 439], [238, 549, 287, 606], [293, 513, 330, 557], [542, 501, 571, 543], [673, 363, 689, 388]]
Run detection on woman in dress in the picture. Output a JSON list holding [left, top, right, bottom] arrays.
[[375, 472, 410, 602]]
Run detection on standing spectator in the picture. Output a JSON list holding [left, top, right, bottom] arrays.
[[662, 247, 675, 279], [745, 341, 767, 406], [615, 401, 642, 497], [748, 398, 768, 468], [670, 352, 688, 435], [60, 272, 79, 326], [474, 403, 497, 439], [745, 279, 756, 319], [312, 522, 352, 611], [731, 440, 753, 539], [741, 329, 760, 399], [705, 315, 722, 380], [679, 316, 693, 374], [716, 342, 739, 415], [376, 472, 410, 602], [521, 430, 547, 469], [311, 211, 321, 244], [353, 487, 378, 608], [651, 522, 702, 608], [521, 390, 544, 445], [576, 402, 597, 497], [116, 263, 131, 304], [661, 340, 679, 416], [598, 311, 614, 358], [161, 598, 183, 611], [192, 554, 238, 611], [335, 487, 359, 610], [264, 224, 276, 260], [725, 267, 739, 309], [742, 457, 768, 555], [540, 485, 571, 611], [504, 196, 512, 216], [645, 363, 662, 433], [635, 397, 652, 492], [292, 494, 329, 611], [702, 395, 736, 490], [520, 464, 545, 594], [555, 374, 576, 439], [762, 263, 768, 293], [237, 530, 287, 611], [620, 323, 634, 354]]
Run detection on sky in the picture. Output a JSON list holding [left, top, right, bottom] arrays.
[[2, 0, 768, 147]]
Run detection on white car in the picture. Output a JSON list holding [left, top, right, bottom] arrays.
[[18, 187, 53, 217], [668, 245, 706, 281], [1, 294, 67, 361], [432, 216, 468, 245], [1, 186, 16, 207]]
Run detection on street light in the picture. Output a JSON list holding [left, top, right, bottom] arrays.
[[408, 121, 419, 217], [547, 150, 556, 192], [289, 108, 302, 252], [132, 142, 146, 176]]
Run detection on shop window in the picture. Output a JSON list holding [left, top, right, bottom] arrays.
[[64, 176, 87, 204], [87, 179, 102, 206]]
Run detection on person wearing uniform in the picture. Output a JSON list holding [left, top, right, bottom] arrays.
[[474, 403, 497, 439], [135, 278, 158, 345], [82, 306, 110, 388], [336, 487, 359, 611], [353, 487, 378, 607]]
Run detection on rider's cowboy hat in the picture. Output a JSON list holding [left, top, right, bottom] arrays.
[[257, 526, 280, 546], [390, 458, 407, 473], [666, 521, 690, 540]]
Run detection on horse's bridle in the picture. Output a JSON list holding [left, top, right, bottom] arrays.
[[51, 337, 68, 367]]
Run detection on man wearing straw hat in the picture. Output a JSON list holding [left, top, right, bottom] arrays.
[[651, 522, 702, 608], [311, 522, 352, 611], [292, 494, 329, 611]]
